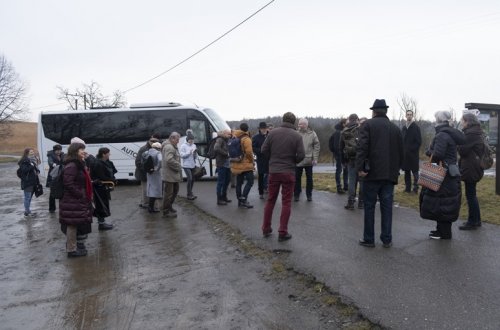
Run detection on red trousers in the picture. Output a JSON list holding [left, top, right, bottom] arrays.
[[262, 172, 295, 235]]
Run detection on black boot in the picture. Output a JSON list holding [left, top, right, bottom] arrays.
[[223, 195, 232, 203], [148, 198, 159, 213], [98, 217, 114, 230], [344, 199, 355, 210]]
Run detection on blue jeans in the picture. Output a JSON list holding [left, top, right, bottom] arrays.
[[236, 171, 254, 200], [363, 180, 394, 244], [294, 166, 313, 198], [464, 181, 481, 225], [216, 167, 231, 198], [334, 155, 348, 190], [347, 162, 359, 202], [23, 190, 33, 214]]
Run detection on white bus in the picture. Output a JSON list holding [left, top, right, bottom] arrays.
[[37, 102, 230, 180]]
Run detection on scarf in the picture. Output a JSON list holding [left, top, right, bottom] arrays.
[[83, 167, 93, 201]]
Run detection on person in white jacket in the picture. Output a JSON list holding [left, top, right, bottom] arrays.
[[179, 131, 198, 200]]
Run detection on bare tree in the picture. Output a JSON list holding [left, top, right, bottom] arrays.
[[397, 93, 420, 125], [0, 54, 28, 138], [57, 81, 126, 110]]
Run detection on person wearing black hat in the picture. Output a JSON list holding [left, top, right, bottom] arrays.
[[46, 144, 64, 213], [356, 99, 403, 248], [252, 122, 270, 199]]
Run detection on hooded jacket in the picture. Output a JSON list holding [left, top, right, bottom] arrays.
[[458, 124, 484, 183], [296, 128, 320, 167], [328, 122, 344, 156], [230, 130, 254, 174]]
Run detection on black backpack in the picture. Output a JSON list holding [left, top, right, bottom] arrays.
[[16, 167, 22, 179], [228, 136, 243, 162], [207, 137, 217, 159], [142, 151, 155, 174], [50, 165, 64, 199], [342, 126, 359, 159]]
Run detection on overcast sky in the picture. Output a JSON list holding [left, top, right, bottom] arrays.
[[2, 0, 500, 123]]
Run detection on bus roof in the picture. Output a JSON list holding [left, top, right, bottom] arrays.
[[40, 102, 203, 115]]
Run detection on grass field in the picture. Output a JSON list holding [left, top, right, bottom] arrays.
[[312, 173, 500, 226], [0, 121, 37, 160]]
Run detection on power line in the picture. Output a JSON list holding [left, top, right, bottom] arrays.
[[123, 0, 276, 94]]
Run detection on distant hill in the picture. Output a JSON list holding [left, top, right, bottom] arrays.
[[0, 121, 37, 155]]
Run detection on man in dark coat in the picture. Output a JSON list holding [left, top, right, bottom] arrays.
[[328, 118, 348, 194], [356, 99, 403, 248], [401, 110, 422, 193], [252, 122, 270, 199]]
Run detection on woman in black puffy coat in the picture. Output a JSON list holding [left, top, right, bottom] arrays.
[[457, 113, 485, 230], [91, 147, 116, 230], [419, 111, 465, 239]]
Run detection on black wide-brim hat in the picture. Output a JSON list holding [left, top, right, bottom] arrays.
[[370, 99, 389, 111], [258, 121, 268, 129]]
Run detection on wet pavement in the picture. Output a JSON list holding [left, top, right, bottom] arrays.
[[2, 160, 499, 329]]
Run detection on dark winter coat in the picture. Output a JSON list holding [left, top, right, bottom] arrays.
[[252, 131, 269, 174], [458, 124, 484, 183], [328, 122, 343, 157], [135, 143, 150, 181], [214, 135, 230, 168], [419, 123, 466, 222], [401, 121, 422, 171], [18, 158, 40, 191], [59, 160, 93, 226], [262, 122, 305, 174], [92, 158, 116, 219], [355, 114, 403, 184], [46, 150, 64, 187]]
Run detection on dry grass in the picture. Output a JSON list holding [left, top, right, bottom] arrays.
[[0, 121, 37, 155], [312, 173, 500, 226]]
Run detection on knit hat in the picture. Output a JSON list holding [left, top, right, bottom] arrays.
[[240, 123, 249, 132], [71, 137, 85, 145], [151, 142, 162, 149]]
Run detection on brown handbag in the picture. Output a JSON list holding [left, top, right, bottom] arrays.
[[417, 156, 447, 192]]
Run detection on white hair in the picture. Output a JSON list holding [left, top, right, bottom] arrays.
[[434, 111, 451, 124]]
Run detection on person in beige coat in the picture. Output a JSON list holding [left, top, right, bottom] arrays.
[[161, 132, 182, 218], [294, 118, 320, 201]]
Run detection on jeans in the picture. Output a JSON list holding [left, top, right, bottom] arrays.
[[262, 172, 295, 236], [23, 190, 33, 214], [183, 167, 195, 197], [334, 155, 348, 190], [236, 171, 254, 200], [216, 167, 231, 199], [294, 166, 313, 198], [363, 180, 394, 244], [347, 162, 359, 202], [464, 181, 481, 225], [404, 170, 419, 192]]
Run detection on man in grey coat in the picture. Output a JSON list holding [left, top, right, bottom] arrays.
[[161, 132, 182, 218]]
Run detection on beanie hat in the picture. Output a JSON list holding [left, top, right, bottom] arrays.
[[71, 137, 85, 145], [151, 142, 162, 149], [240, 123, 249, 132]]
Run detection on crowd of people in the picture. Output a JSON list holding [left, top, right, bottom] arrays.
[[17, 98, 490, 257]]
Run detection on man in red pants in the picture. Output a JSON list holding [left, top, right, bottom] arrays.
[[261, 112, 305, 241]]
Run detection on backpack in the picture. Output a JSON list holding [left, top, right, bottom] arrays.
[[228, 136, 243, 162], [50, 165, 64, 199], [207, 137, 217, 159], [478, 136, 494, 170], [342, 126, 359, 159], [16, 167, 22, 179], [142, 151, 155, 174]]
